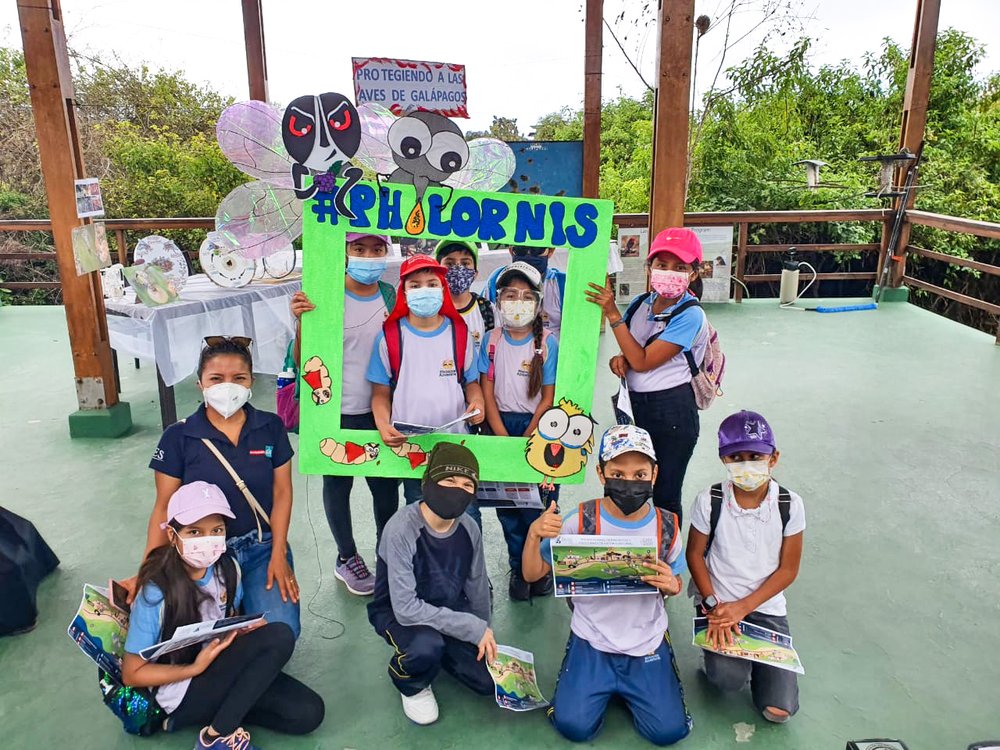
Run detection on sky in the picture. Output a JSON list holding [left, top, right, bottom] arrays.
[[1, 0, 997, 135]]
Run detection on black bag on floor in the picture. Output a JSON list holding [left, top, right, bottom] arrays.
[[846, 742, 910, 750], [0, 506, 60, 635]]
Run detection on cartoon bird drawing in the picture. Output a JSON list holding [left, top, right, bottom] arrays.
[[319, 438, 380, 465], [301, 356, 332, 405], [390, 441, 428, 470], [525, 399, 596, 484]]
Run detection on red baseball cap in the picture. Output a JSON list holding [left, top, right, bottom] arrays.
[[648, 227, 703, 265], [400, 254, 447, 280]]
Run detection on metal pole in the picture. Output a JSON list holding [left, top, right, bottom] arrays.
[[18, 0, 131, 437]]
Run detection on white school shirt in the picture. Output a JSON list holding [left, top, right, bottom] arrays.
[[342, 289, 390, 415], [477, 330, 559, 415], [457, 294, 489, 362], [541, 274, 562, 341], [625, 292, 709, 393], [367, 319, 478, 434], [689, 480, 806, 616], [539, 502, 686, 656]]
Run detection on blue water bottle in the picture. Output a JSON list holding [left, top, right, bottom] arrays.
[[276, 368, 296, 391]]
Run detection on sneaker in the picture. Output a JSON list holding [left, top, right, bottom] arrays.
[[195, 726, 259, 750], [762, 707, 791, 724], [508, 569, 531, 601], [401, 686, 439, 725], [334, 553, 375, 596], [529, 574, 553, 597]]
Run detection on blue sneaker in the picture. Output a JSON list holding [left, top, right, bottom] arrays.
[[195, 727, 260, 750]]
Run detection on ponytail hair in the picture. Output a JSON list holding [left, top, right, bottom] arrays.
[[527, 315, 545, 400], [690, 274, 704, 299]]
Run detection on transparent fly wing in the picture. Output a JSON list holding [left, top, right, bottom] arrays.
[[217, 101, 295, 188], [215, 181, 303, 260], [352, 102, 398, 177], [444, 138, 516, 192]]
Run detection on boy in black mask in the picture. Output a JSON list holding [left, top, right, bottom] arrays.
[[367, 442, 495, 726], [522, 424, 692, 746]]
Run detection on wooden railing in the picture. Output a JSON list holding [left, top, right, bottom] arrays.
[[3, 209, 997, 343]]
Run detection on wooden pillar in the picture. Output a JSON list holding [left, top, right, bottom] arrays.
[[242, 0, 269, 102], [582, 0, 603, 200], [648, 0, 694, 235], [890, 0, 940, 287], [18, 0, 131, 437]]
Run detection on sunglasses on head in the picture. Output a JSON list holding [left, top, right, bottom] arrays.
[[203, 335, 252, 351]]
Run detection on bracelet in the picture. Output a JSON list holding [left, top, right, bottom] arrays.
[[610, 318, 626, 329]]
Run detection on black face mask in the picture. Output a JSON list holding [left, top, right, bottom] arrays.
[[517, 255, 549, 276], [604, 478, 653, 515], [423, 482, 474, 519]]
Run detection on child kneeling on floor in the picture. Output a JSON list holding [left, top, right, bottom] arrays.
[[367, 442, 496, 725], [122, 481, 324, 750], [523, 424, 692, 746], [686, 410, 805, 724]]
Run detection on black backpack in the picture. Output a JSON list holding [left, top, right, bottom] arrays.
[[703, 483, 793, 556]]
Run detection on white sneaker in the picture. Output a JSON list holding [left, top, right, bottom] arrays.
[[401, 686, 439, 725]]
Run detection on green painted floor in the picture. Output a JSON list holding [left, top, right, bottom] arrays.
[[1, 300, 998, 749]]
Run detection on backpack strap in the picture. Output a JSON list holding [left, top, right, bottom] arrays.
[[654, 507, 679, 564], [622, 291, 653, 330], [200, 438, 271, 542], [486, 327, 504, 382], [378, 280, 396, 311], [578, 499, 601, 535], [777, 485, 792, 535], [475, 293, 495, 332], [384, 320, 403, 389], [705, 483, 724, 556]]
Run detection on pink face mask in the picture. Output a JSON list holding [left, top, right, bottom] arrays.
[[176, 535, 226, 569], [650, 269, 691, 299]]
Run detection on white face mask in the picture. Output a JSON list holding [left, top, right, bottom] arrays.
[[203, 382, 251, 419], [726, 460, 772, 492], [177, 535, 227, 569], [499, 299, 538, 329]]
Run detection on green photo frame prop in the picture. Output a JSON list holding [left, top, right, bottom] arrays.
[[299, 180, 613, 484]]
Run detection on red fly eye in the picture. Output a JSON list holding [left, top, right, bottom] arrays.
[[288, 115, 312, 137], [329, 110, 352, 132]]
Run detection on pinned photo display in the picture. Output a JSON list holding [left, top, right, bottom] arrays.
[[550, 535, 659, 597], [71, 222, 112, 275], [487, 645, 549, 712], [74, 178, 105, 218]]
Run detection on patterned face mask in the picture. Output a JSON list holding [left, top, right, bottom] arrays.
[[650, 269, 691, 299], [499, 299, 538, 329], [445, 265, 476, 295], [726, 460, 771, 491]]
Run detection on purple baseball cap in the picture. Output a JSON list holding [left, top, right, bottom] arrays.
[[160, 481, 235, 528], [718, 410, 776, 457], [345, 232, 390, 246]]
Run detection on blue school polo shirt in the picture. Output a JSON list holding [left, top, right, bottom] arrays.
[[149, 404, 294, 538]]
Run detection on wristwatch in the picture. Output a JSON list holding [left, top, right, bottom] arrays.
[[702, 594, 718, 613]]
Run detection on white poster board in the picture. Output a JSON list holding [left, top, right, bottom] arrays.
[[691, 225, 734, 303], [352, 57, 468, 117], [615, 228, 648, 301]]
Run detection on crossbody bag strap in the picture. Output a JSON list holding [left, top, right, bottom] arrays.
[[200, 438, 271, 542]]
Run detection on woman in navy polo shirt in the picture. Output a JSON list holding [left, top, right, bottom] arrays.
[[140, 336, 302, 638]]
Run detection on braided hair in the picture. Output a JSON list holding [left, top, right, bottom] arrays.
[[527, 314, 545, 399]]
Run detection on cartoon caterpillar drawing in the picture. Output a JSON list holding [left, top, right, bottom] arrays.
[[302, 356, 332, 405], [391, 441, 428, 469], [319, 438, 380, 465]]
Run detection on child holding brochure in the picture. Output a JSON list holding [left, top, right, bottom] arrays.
[[367, 255, 485, 510], [122, 481, 323, 749], [522, 425, 692, 746], [367, 443, 496, 726], [479, 261, 560, 601], [686, 409, 805, 723]]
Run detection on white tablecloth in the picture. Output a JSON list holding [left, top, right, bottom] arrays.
[[105, 274, 302, 387], [103, 249, 581, 388]]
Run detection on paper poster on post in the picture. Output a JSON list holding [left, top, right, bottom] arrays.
[[353, 57, 468, 117], [74, 178, 105, 218], [690, 225, 733, 303], [71, 223, 112, 275]]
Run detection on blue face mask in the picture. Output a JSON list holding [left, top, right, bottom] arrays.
[[406, 286, 444, 318], [346, 257, 387, 285]]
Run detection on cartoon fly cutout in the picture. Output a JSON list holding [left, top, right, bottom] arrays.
[[320, 438, 380, 465], [301, 356, 332, 405], [525, 399, 596, 487], [214, 94, 363, 260], [353, 104, 516, 234]]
